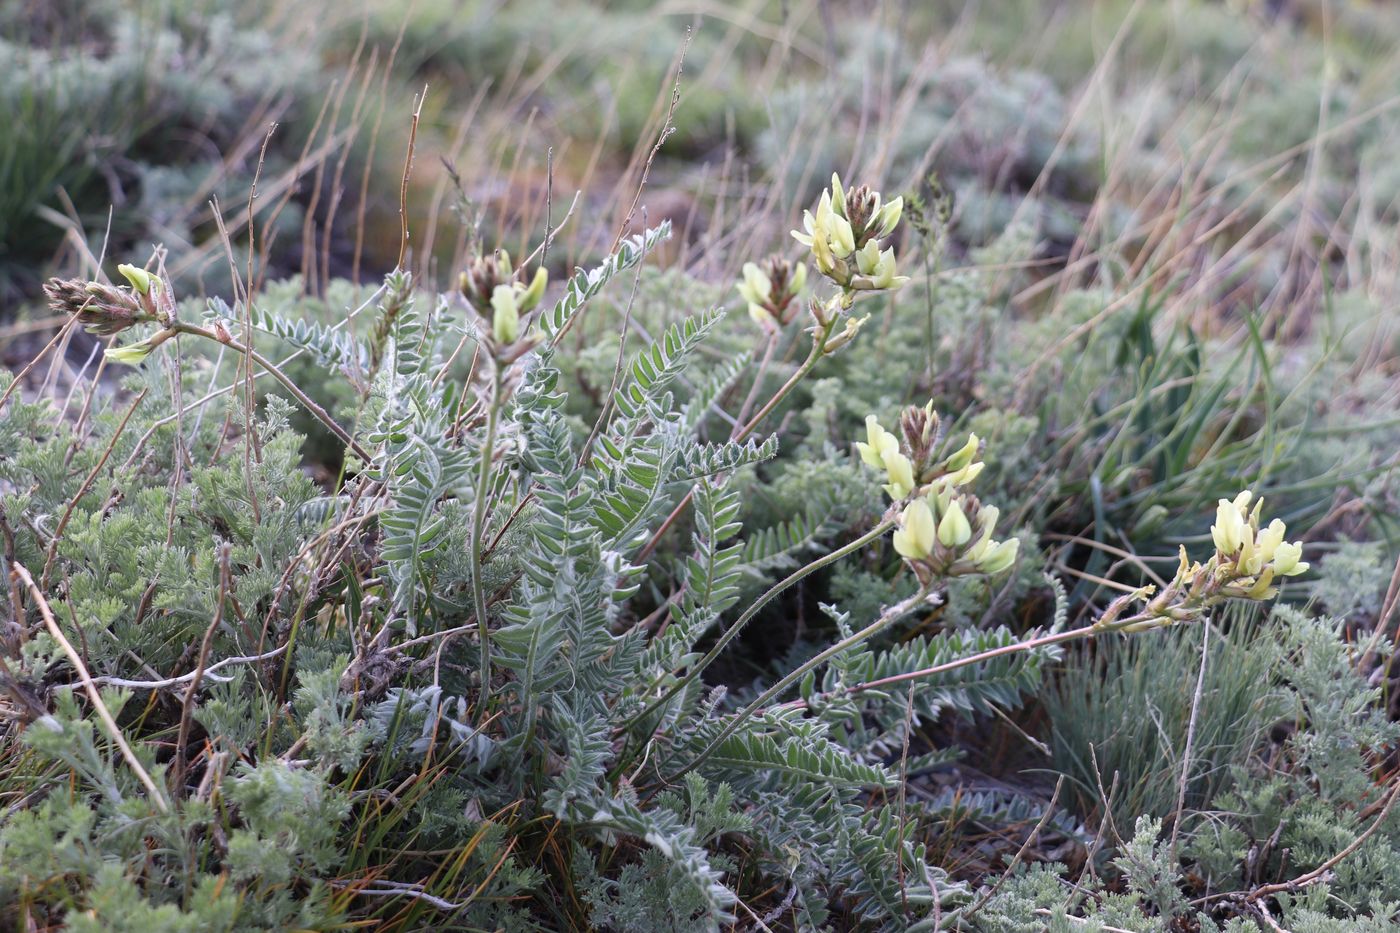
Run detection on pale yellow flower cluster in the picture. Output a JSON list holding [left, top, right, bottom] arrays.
[[856, 405, 1017, 579], [891, 487, 1019, 576], [856, 414, 982, 501], [791, 174, 909, 292], [1098, 489, 1310, 633], [1208, 490, 1307, 598]]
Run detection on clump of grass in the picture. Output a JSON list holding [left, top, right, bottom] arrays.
[[1044, 611, 1285, 832]]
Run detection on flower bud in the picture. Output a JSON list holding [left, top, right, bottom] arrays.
[[748, 303, 777, 330], [945, 434, 980, 472], [899, 400, 938, 465], [828, 212, 856, 258], [884, 450, 915, 500], [790, 261, 807, 295], [977, 505, 1000, 536], [105, 337, 157, 365], [793, 185, 857, 278], [874, 197, 903, 239], [830, 173, 847, 217], [738, 262, 772, 306], [1211, 496, 1247, 555], [738, 256, 807, 329], [857, 415, 899, 468], [977, 538, 1019, 575], [1245, 567, 1277, 600], [856, 239, 881, 277], [937, 499, 972, 548], [460, 250, 511, 315], [821, 313, 868, 354], [844, 183, 879, 235], [947, 461, 984, 487], [117, 263, 161, 295], [44, 278, 152, 336], [519, 267, 548, 313], [893, 498, 936, 560], [491, 285, 520, 344]]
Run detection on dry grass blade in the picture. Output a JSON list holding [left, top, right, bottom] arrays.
[[12, 562, 170, 813]]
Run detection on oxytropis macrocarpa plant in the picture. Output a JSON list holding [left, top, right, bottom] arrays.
[[8, 170, 1306, 931]]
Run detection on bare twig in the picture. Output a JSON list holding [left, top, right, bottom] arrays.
[[0, 319, 77, 412], [1170, 619, 1211, 860], [173, 544, 232, 789], [12, 562, 171, 813], [577, 208, 651, 468], [41, 388, 148, 590], [610, 28, 689, 253], [398, 86, 427, 270], [1242, 777, 1400, 904], [966, 776, 1066, 919]]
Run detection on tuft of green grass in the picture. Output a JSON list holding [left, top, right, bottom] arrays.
[[1044, 609, 1285, 832]]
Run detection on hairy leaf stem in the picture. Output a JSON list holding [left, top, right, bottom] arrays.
[[627, 517, 895, 733], [170, 322, 373, 463], [470, 365, 504, 714]]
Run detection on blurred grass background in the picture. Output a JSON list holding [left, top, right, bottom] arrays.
[[2, 0, 1395, 305]]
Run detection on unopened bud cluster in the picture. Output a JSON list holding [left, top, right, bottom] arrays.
[[459, 250, 547, 361], [44, 263, 173, 365], [737, 257, 807, 330], [857, 402, 1018, 581], [856, 403, 983, 500], [1096, 490, 1308, 633]]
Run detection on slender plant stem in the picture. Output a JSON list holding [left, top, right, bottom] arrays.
[[40, 388, 148, 590], [626, 519, 895, 732], [775, 613, 1170, 715], [731, 322, 831, 445], [171, 322, 373, 463], [673, 610, 1170, 784], [667, 585, 932, 783], [174, 544, 230, 790], [470, 366, 504, 714], [730, 332, 777, 434], [1170, 619, 1211, 860]]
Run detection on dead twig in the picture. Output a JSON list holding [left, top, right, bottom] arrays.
[[12, 562, 171, 813]]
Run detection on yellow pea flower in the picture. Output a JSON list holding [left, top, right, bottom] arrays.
[[893, 498, 936, 560]]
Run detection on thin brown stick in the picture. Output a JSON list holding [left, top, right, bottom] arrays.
[[398, 86, 427, 271], [171, 322, 373, 462], [40, 388, 148, 590], [610, 29, 690, 253], [1243, 777, 1400, 904], [636, 319, 833, 563], [0, 319, 76, 412], [173, 544, 232, 789], [965, 776, 1066, 919], [577, 209, 651, 469], [12, 562, 171, 813]]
